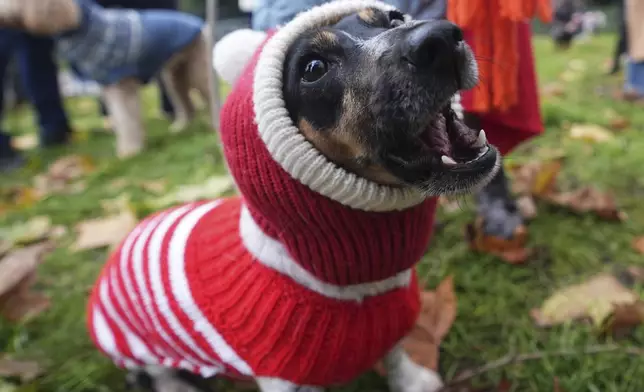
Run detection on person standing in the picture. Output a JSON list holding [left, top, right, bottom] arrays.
[[447, 0, 552, 241], [0, 29, 73, 172]]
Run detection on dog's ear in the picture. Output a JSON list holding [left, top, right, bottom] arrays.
[[213, 29, 267, 86]]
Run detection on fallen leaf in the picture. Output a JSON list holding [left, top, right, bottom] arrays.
[[100, 194, 133, 214], [516, 195, 537, 220], [603, 109, 630, 131], [510, 158, 563, 196], [541, 82, 566, 98], [107, 178, 129, 191], [568, 59, 587, 72], [530, 273, 638, 327], [600, 301, 644, 337], [569, 123, 614, 143], [2, 216, 52, 246], [146, 176, 233, 209], [632, 237, 644, 254], [465, 218, 531, 264], [141, 179, 168, 194], [543, 186, 627, 221], [0, 358, 43, 383], [375, 277, 456, 374], [0, 242, 53, 322], [33, 155, 95, 197], [0, 187, 41, 211], [10, 134, 38, 151], [72, 210, 138, 252]]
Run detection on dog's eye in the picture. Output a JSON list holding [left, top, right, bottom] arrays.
[[302, 59, 328, 82]]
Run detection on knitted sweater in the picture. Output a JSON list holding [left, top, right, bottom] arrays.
[[57, 0, 203, 85], [88, 0, 440, 386]]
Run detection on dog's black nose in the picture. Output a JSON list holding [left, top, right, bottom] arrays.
[[404, 21, 464, 70]]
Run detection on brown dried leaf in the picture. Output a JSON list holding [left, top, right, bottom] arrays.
[[541, 82, 566, 98], [0, 242, 53, 322], [530, 273, 638, 327], [0, 358, 43, 382], [601, 301, 644, 337], [375, 277, 457, 374], [71, 210, 138, 252], [509, 158, 563, 197], [632, 236, 644, 254], [34, 155, 95, 197], [465, 218, 531, 264], [543, 186, 627, 221]]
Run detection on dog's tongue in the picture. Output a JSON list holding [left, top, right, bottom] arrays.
[[422, 114, 452, 157]]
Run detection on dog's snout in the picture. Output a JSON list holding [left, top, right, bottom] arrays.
[[404, 21, 464, 69]]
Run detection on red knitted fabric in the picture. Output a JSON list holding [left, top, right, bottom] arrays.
[[87, 23, 439, 386], [221, 35, 437, 286], [87, 199, 421, 385]]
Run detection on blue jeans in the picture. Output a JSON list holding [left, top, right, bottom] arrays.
[[0, 29, 71, 157], [625, 58, 644, 96]]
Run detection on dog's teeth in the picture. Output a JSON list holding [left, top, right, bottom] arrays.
[[441, 155, 458, 166], [473, 130, 487, 148]]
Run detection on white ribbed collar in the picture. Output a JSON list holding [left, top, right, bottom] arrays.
[[252, 0, 463, 212]]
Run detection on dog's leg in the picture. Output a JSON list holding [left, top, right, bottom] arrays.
[[383, 345, 443, 392], [186, 30, 217, 128], [102, 79, 146, 158], [126, 367, 214, 392], [161, 64, 194, 133], [256, 378, 323, 392]]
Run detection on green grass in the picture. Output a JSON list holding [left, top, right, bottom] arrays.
[[2, 35, 644, 392]]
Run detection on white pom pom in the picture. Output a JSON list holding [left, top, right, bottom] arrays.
[[213, 29, 268, 86]]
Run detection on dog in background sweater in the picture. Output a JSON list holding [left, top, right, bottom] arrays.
[[84, 1, 500, 391], [0, 0, 214, 158]]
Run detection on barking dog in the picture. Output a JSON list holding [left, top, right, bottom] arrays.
[[0, 0, 213, 158], [86, 1, 500, 392]]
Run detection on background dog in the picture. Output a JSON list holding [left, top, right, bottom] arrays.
[[0, 0, 213, 158]]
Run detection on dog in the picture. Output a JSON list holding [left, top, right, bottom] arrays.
[[0, 0, 214, 158], [85, 2, 500, 392]]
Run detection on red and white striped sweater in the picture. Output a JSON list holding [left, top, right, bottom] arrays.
[[87, 1, 439, 386]]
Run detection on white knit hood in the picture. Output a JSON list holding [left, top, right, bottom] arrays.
[[214, 0, 463, 212]]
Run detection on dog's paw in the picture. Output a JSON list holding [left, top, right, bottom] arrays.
[[404, 367, 444, 392], [170, 120, 188, 133], [387, 358, 444, 392], [117, 143, 144, 159]]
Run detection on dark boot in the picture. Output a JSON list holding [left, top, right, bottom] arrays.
[[475, 165, 524, 239], [466, 113, 524, 240]]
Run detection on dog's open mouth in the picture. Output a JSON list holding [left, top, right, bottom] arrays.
[[419, 103, 490, 170]]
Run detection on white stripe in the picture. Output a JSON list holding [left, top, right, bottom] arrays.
[[127, 214, 167, 336], [148, 204, 224, 376], [168, 200, 253, 377], [239, 206, 412, 302], [99, 279, 158, 364], [92, 307, 122, 361], [144, 205, 204, 368]]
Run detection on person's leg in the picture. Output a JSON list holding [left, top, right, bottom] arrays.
[[17, 33, 72, 147], [610, 0, 627, 74], [0, 28, 25, 171]]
